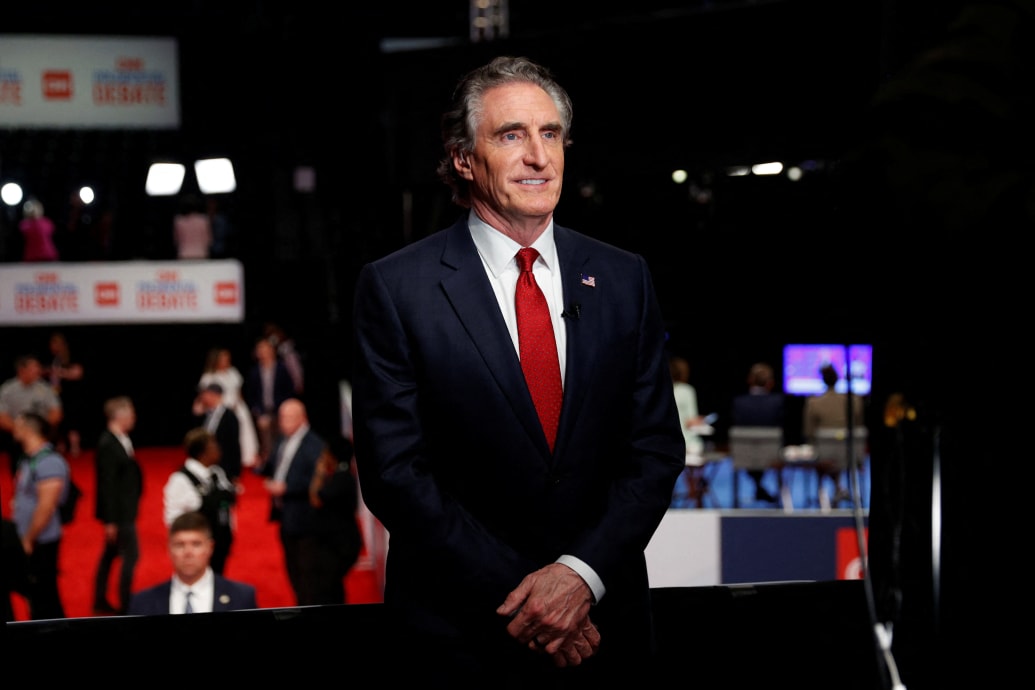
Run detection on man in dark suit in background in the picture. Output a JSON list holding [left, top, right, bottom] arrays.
[[92, 395, 142, 616], [352, 56, 685, 687], [244, 337, 296, 464], [731, 362, 786, 504], [259, 398, 326, 607], [127, 511, 257, 615], [195, 382, 242, 485]]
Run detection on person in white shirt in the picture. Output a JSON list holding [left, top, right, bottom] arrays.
[[163, 428, 237, 574]]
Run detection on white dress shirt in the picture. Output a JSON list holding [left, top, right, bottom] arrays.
[[171, 567, 214, 614], [468, 211, 567, 385], [272, 423, 309, 484], [466, 210, 604, 604]]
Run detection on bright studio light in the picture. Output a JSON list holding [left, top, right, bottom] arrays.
[[751, 161, 784, 176], [671, 169, 688, 184], [79, 186, 95, 204], [195, 158, 236, 194], [1, 182, 24, 206], [145, 163, 186, 196]]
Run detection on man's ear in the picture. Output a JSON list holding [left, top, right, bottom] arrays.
[[453, 150, 473, 180]]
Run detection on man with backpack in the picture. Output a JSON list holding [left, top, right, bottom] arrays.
[[11, 411, 70, 620], [163, 427, 237, 574]]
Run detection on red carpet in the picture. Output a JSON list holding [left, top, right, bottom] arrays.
[[3, 447, 383, 620]]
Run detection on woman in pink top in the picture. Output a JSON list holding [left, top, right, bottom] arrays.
[[19, 198, 59, 262]]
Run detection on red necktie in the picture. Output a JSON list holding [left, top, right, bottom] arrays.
[[515, 247, 562, 451]]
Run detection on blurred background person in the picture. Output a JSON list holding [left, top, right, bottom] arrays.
[[730, 362, 785, 504], [163, 427, 237, 575], [802, 363, 866, 509], [245, 337, 295, 463], [127, 511, 257, 615], [259, 398, 325, 606], [263, 321, 305, 396], [194, 346, 259, 471], [18, 197, 59, 263], [92, 396, 142, 616], [0, 354, 63, 476], [44, 331, 86, 458], [206, 196, 234, 259], [306, 433, 363, 605], [193, 382, 242, 485], [3, 516, 32, 622], [11, 412, 70, 620], [173, 193, 211, 260], [670, 355, 705, 460]]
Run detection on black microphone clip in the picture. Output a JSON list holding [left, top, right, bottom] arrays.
[[562, 303, 581, 320]]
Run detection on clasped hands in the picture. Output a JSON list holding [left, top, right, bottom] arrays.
[[496, 563, 601, 667]]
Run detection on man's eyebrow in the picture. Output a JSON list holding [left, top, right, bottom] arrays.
[[493, 121, 526, 136], [492, 121, 563, 136]]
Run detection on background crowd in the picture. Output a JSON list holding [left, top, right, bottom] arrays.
[[2, 325, 365, 621]]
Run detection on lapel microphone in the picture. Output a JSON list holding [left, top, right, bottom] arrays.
[[562, 303, 581, 320]]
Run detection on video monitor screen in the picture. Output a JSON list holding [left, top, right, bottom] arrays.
[[783, 344, 872, 396]]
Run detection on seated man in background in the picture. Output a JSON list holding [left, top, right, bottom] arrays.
[[127, 511, 257, 615], [731, 362, 786, 504]]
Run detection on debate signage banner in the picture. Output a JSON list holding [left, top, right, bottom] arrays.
[[0, 35, 180, 128], [0, 260, 243, 325]]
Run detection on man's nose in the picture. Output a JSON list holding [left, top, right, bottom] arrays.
[[523, 136, 549, 166]]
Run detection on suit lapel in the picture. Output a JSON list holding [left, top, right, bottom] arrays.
[[439, 220, 548, 451], [554, 226, 600, 456]]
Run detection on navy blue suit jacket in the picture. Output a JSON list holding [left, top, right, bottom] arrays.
[[243, 362, 295, 418], [126, 574, 257, 615], [202, 403, 241, 480], [261, 428, 325, 537], [352, 217, 685, 659], [731, 391, 786, 428]]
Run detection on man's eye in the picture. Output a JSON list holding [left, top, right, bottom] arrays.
[[503, 132, 519, 141], [543, 131, 557, 140]]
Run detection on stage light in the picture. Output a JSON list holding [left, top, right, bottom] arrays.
[[195, 157, 236, 194], [751, 161, 783, 176], [1, 182, 24, 206], [671, 169, 688, 184], [79, 186, 95, 204], [145, 163, 186, 196]]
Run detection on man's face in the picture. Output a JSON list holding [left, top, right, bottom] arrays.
[[116, 405, 137, 433], [460, 82, 565, 229], [11, 416, 29, 444], [169, 529, 214, 582], [17, 359, 41, 384], [200, 438, 222, 466], [278, 400, 304, 436]]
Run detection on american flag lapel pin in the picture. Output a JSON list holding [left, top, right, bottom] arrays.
[[580, 273, 596, 287]]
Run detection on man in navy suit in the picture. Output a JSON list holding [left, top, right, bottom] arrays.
[[196, 382, 242, 484], [352, 56, 685, 686], [126, 511, 257, 615], [731, 362, 787, 503], [259, 398, 325, 606]]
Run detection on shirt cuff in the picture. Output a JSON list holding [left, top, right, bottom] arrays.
[[556, 554, 605, 604]]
